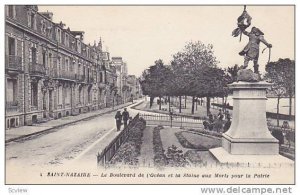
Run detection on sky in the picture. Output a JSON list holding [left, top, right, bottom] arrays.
[[39, 5, 294, 77]]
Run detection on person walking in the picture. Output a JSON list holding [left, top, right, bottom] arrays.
[[122, 108, 130, 128], [115, 111, 122, 131]]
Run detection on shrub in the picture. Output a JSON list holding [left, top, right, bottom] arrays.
[[165, 145, 189, 167], [109, 118, 146, 166]]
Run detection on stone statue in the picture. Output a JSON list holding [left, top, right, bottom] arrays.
[[239, 27, 272, 74]]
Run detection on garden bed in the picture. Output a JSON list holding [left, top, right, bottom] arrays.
[[175, 131, 221, 150], [153, 126, 189, 168], [109, 118, 146, 166], [175, 132, 207, 150]]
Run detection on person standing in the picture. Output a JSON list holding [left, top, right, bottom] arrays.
[[115, 111, 122, 131], [223, 116, 232, 133], [218, 109, 224, 121], [122, 108, 130, 128]]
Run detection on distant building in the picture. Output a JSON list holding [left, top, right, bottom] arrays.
[[127, 75, 142, 100], [5, 5, 119, 129], [111, 57, 130, 103]]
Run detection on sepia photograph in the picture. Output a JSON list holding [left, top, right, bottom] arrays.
[[4, 4, 295, 185]]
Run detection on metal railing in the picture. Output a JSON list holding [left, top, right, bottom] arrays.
[[140, 113, 204, 128], [29, 62, 46, 76], [87, 77, 94, 83], [54, 71, 76, 80], [5, 55, 22, 71], [75, 74, 85, 82], [97, 113, 140, 166]]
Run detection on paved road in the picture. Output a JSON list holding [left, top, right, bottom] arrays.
[[6, 103, 141, 169], [5, 100, 168, 170]]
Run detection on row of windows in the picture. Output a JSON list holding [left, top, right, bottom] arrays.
[[7, 37, 106, 84], [7, 35, 102, 75], [6, 5, 94, 60]]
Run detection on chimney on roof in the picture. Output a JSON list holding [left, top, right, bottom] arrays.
[[97, 37, 103, 51], [40, 11, 53, 21]]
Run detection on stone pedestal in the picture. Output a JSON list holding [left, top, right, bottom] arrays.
[[210, 81, 293, 165]]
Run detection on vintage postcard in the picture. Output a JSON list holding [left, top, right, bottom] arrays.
[[4, 5, 295, 184]]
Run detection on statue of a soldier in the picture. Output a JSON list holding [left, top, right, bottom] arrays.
[[239, 27, 272, 74]]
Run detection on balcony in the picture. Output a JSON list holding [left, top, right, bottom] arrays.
[[5, 55, 22, 74], [54, 71, 76, 81], [75, 74, 86, 82], [6, 101, 19, 112], [29, 62, 46, 77], [87, 77, 94, 84]]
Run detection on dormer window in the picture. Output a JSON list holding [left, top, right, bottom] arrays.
[[41, 19, 46, 34], [27, 11, 37, 29], [77, 40, 81, 53], [56, 28, 62, 43], [47, 24, 52, 38], [86, 47, 90, 58], [7, 5, 16, 19], [65, 33, 69, 47]]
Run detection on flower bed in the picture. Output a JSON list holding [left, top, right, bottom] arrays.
[[153, 126, 167, 167], [109, 118, 146, 166], [153, 126, 189, 168], [165, 145, 189, 167], [188, 128, 223, 138], [175, 131, 208, 150]]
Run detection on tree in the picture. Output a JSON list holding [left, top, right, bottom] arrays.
[[139, 59, 173, 110], [171, 41, 219, 114], [265, 58, 295, 123], [192, 66, 230, 115]]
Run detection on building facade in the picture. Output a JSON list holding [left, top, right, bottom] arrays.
[[127, 75, 142, 100], [110, 57, 130, 103], [5, 5, 119, 129]]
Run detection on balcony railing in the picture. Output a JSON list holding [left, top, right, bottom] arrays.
[[75, 74, 86, 82], [6, 101, 19, 112], [54, 71, 76, 81], [5, 55, 22, 72], [87, 77, 94, 84], [29, 62, 46, 76]]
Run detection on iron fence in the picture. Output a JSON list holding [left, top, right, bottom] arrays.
[[140, 113, 204, 129], [97, 113, 140, 166]]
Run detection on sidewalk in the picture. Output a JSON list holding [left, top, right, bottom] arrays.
[[5, 101, 139, 143]]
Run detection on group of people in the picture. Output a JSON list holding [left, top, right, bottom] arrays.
[[157, 98, 169, 105], [208, 109, 230, 122], [115, 108, 130, 131], [204, 109, 232, 132]]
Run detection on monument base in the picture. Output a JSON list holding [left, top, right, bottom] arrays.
[[209, 147, 294, 166], [222, 134, 279, 155]]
